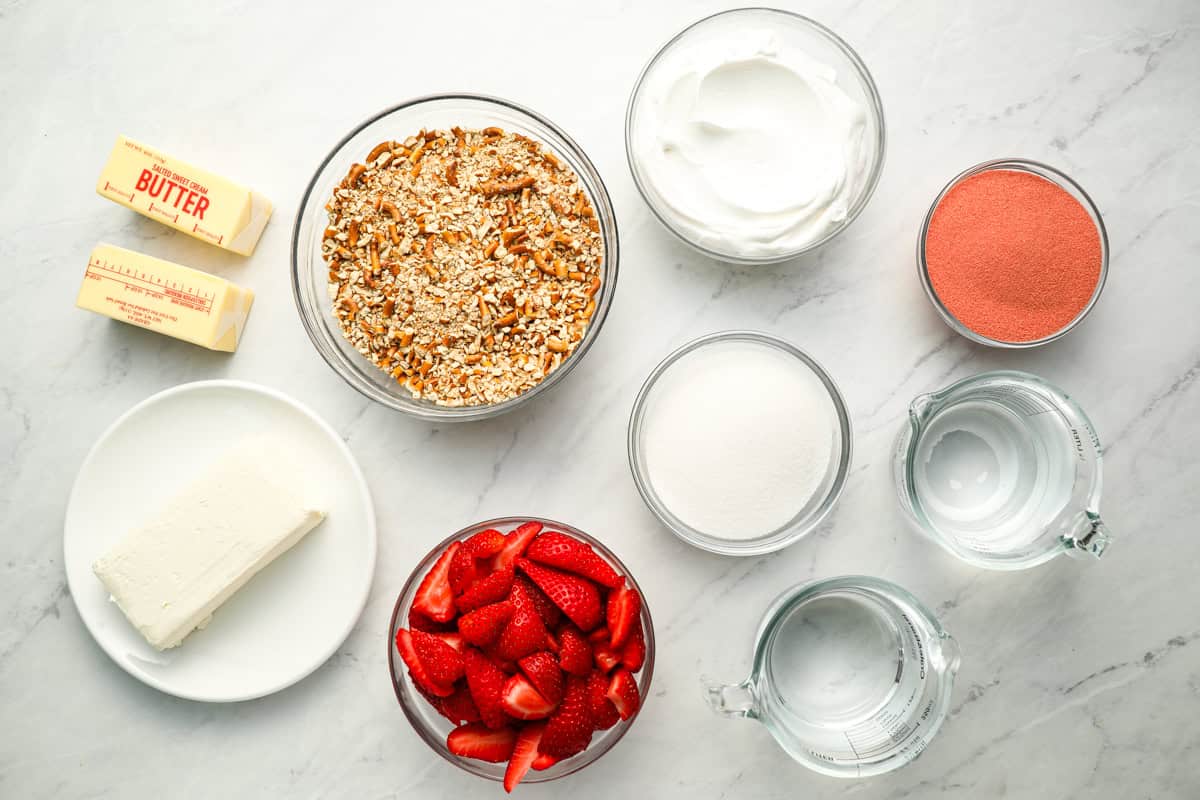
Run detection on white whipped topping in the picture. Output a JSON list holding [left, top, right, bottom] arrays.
[[631, 28, 874, 260]]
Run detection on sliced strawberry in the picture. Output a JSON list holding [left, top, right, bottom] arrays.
[[622, 619, 646, 672], [501, 673, 557, 720], [540, 674, 594, 758], [517, 558, 603, 632], [447, 722, 516, 763], [408, 606, 451, 633], [416, 680, 482, 725], [515, 575, 563, 629], [435, 632, 466, 653], [606, 668, 640, 720], [410, 629, 465, 688], [504, 721, 546, 793], [557, 624, 592, 676], [526, 531, 623, 589], [593, 639, 621, 673], [464, 647, 510, 730], [588, 669, 621, 731], [413, 541, 460, 623], [450, 529, 507, 595], [496, 581, 549, 662], [518, 651, 564, 705], [606, 584, 642, 648], [457, 567, 515, 614], [492, 521, 543, 572], [458, 601, 514, 647], [396, 629, 454, 697], [543, 630, 561, 654], [532, 752, 560, 771]]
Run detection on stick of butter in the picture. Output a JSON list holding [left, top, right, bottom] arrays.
[[96, 135, 272, 255], [77, 243, 254, 352], [93, 442, 327, 651]]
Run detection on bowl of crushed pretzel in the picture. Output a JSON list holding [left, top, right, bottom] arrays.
[[292, 94, 619, 421]]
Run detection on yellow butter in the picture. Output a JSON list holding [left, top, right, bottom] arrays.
[[77, 244, 254, 352], [96, 136, 272, 256]]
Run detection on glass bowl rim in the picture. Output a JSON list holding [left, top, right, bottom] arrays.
[[626, 330, 853, 556], [290, 92, 620, 422], [386, 515, 655, 784], [623, 6, 887, 265], [916, 157, 1110, 349]]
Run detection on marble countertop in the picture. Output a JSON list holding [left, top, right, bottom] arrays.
[[3, 0, 1198, 797]]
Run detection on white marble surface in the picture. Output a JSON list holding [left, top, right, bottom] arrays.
[[2, 0, 1198, 797]]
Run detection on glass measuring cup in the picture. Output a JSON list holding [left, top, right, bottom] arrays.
[[894, 370, 1112, 570], [704, 576, 960, 778]]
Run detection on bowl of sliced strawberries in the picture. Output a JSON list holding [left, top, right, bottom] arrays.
[[388, 517, 653, 792]]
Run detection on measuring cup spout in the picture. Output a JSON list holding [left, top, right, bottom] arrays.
[[1064, 512, 1112, 559], [908, 392, 936, 425], [701, 676, 758, 720]]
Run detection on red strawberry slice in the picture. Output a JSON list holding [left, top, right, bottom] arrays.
[[416, 680, 482, 725], [518, 651, 564, 705], [592, 635, 621, 673], [496, 581, 549, 662], [532, 752, 560, 771], [606, 668, 640, 720], [606, 584, 642, 648], [450, 529, 507, 594], [458, 601, 515, 647], [410, 629, 465, 688], [456, 566, 515, 614], [517, 558, 603, 632], [408, 606, 451, 633], [413, 541, 460, 623], [515, 575, 563, 629], [539, 674, 594, 758], [504, 721, 546, 793], [526, 531, 623, 589], [557, 624, 592, 676], [447, 722, 516, 763], [588, 669, 621, 730], [464, 647, 511, 730], [500, 673, 557, 720], [435, 632, 466, 653], [395, 629, 454, 697], [621, 619, 646, 672], [492, 521, 543, 572]]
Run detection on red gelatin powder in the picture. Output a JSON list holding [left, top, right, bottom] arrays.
[[923, 169, 1103, 343]]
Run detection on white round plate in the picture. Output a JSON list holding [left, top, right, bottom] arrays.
[[64, 380, 377, 702]]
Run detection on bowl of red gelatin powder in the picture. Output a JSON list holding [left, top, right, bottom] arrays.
[[918, 159, 1109, 347]]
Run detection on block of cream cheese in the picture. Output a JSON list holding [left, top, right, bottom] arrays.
[[77, 243, 254, 352], [96, 135, 272, 255], [92, 444, 326, 651]]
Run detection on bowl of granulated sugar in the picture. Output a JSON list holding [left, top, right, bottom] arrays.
[[918, 158, 1109, 348], [627, 331, 852, 556]]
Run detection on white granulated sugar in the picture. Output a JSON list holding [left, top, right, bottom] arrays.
[[642, 341, 837, 540]]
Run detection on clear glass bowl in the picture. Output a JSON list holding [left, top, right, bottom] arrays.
[[387, 517, 655, 786], [291, 94, 620, 421], [625, 8, 886, 265], [917, 158, 1109, 348], [627, 331, 853, 556]]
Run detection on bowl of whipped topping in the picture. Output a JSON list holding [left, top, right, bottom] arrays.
[[625, 8, 885, 264]]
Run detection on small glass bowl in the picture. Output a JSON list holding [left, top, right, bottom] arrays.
[[292, 94, 620, 421], [627, 331, 852, 556], [917, 158, 1110, 348], [387, 517, 654, 787], [625, 8, 886, 265]]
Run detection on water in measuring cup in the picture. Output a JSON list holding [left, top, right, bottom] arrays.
[[913, 391, 1076, 554], [766, 592, 933, 764]]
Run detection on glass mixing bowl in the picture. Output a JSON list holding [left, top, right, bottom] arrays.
[[625, 8, 886, 265], [627, 331, 853, 555], [917, 158, 1110, 348], [292, 94, 619, 421], [387, 517, 654, 786]]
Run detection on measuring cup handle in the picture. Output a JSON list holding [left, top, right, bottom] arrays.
[[701, 677, 758, 719], [1065, 512, 1112, 559]]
